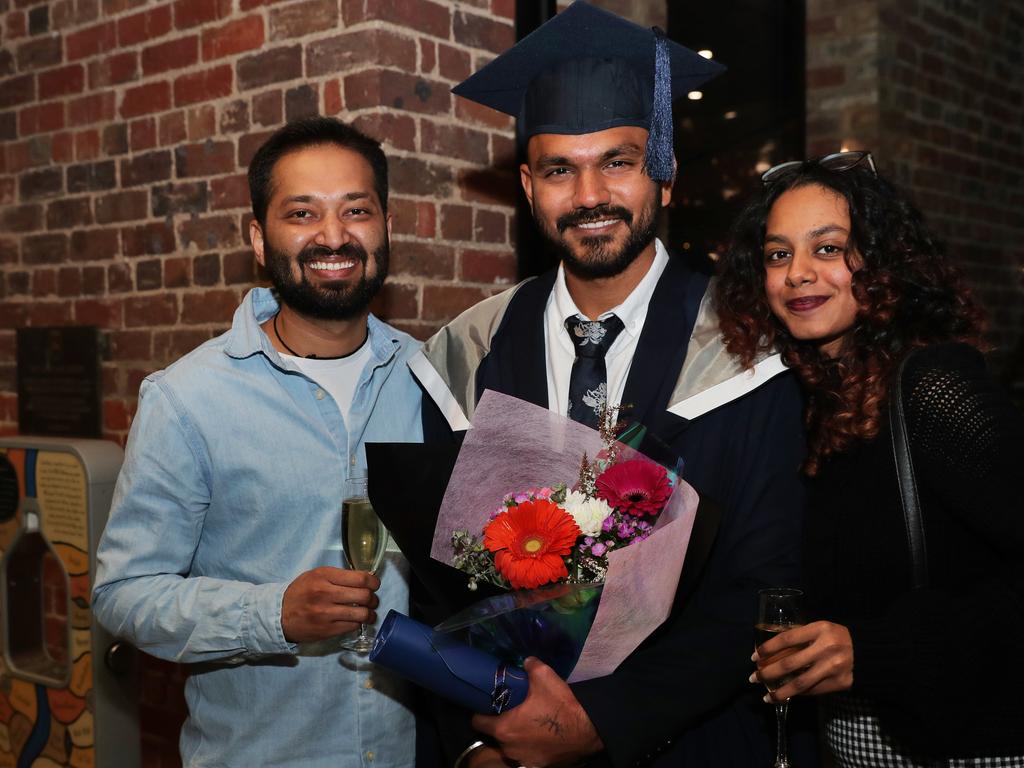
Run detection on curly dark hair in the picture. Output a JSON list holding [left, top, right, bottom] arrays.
[[715, 160, 985, 474]]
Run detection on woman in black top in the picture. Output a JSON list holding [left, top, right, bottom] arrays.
[[714, 152, 1024, 765]]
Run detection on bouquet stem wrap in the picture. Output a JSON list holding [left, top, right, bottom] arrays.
[[438, 581, 604, 679]]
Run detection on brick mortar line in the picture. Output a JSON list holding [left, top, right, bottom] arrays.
[[0, 70, 510, 145], [340, 16, 511, 47], [2, 72, 516, 129], [10, 16, 513, 81], [6, 58, 499, 117]]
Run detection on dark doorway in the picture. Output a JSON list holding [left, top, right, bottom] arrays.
[[667, 0, 805, 271]]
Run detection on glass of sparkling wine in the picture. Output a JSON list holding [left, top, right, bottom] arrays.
[[340, 474, 389, 654], [756, 587, 805, 768]]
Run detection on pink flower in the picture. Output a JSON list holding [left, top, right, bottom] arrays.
[[596, 459, 671, 517]]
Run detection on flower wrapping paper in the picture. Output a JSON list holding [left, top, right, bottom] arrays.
[[431, 389, 700, 682], [437, 582, 604, 678]]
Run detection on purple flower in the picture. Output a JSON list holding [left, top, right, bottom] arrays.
[[514, 492, 531, 504], [591, 542, 607, 557], [602, 516, 616, 533]]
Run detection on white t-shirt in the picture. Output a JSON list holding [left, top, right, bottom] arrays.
[[284, 337, 374, 429], [543, 238, 670, 416]]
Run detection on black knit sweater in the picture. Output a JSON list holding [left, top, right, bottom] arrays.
[[804, 342, 1024, 757]]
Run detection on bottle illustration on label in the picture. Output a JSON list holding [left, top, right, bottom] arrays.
[[3, 448, 71, 687]]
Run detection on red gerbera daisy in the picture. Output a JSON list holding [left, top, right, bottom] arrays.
[[596, 459, 671, 517], [483, 498, 581, 589]]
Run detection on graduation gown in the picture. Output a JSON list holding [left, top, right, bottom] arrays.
[[410, 256, 809, 767]]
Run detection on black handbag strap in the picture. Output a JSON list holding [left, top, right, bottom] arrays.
[[889, 354, 929, 589]]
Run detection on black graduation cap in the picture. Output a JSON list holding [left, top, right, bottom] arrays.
[[452, 1, 725, 181]]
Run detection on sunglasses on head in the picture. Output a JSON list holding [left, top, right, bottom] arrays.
[[761, 150, 877, 185]]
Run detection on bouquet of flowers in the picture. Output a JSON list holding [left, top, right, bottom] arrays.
[[427, 390, 698, 680], [368, 389, 701, 712], [450, 407, 674, 592], [433, 408, 681, 679]]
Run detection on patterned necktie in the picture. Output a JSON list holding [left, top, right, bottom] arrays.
[[564, 314, 625, 428]]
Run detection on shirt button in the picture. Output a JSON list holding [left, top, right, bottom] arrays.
[[364, 679, 374, 689], [366, 751, 374, 761], [315, 389, 325, 400]]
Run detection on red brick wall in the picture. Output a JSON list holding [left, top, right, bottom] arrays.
[[805, 0, 1024, 384], [0, 0, 519, 445], [1, 2, 516, 764], [805, 1, 880, 157], [878, 0, 1024, 377]]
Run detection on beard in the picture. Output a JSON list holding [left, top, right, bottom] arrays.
[[263, 238, 389, 321], [534, 195, 660, 280]]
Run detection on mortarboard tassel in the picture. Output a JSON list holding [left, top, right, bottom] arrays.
[[645, 28, 675, 183]]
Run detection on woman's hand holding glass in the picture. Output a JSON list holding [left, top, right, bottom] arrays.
[[752, 620, 855, 701]]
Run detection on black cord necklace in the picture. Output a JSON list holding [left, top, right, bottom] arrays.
[[272, 312, 365, 360]]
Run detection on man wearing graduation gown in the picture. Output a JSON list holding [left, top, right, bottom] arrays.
[[410, 3, 808, 766]]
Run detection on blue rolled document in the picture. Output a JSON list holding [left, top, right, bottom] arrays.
[[370, 610, 528, 714]]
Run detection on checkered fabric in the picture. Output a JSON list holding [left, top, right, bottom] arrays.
[[825, 693, 1024, 767]]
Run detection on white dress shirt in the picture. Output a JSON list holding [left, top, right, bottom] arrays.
[[544, 239, 670, 416]]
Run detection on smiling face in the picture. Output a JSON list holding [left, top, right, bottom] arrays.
[[763, 184, 862, 357], [520, 126, 671, 280], [250, 143, 390, 321]]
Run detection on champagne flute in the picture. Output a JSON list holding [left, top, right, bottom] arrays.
[[340, 474, 389, 654], [756, 587, 805, 768]]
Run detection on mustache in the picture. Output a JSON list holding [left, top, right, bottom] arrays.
[[298, 242, 368, 265], [556, 205, 633, 234]]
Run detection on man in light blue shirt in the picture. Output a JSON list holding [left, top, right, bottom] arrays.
[[93, 117, 422, 767]]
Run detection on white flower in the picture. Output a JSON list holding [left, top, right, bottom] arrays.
[[562, 490, 613, 537]]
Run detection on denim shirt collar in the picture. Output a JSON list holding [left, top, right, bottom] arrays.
[[224, 287, 400, 370]]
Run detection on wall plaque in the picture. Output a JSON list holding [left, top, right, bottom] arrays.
[[17, 326, 103, 438]]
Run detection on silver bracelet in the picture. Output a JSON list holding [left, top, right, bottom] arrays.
[[453, 740, 486, 768]]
